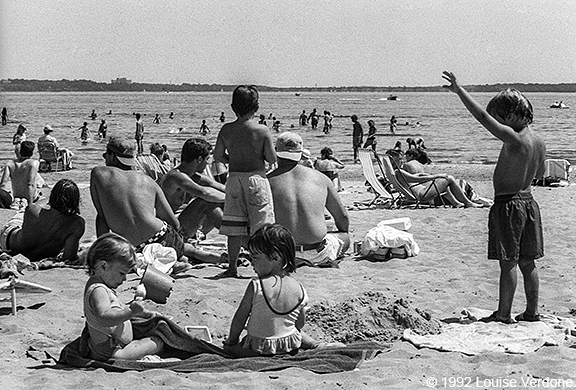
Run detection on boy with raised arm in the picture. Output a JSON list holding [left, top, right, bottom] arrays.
[[442, 71, 546, 324], [214, 85, 276, 278]]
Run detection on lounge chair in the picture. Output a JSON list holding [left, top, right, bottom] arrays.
[[38, 141, 69, 172], [379, 155, 446, 209], [0, 276, 52, 315], [358, 148, 395, 207], [135, 154, 171, 184]]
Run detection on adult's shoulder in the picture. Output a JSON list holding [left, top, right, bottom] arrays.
[[24, 202, 42, 216], [23, 159, 39, 169], [90, 165, 122, 181], [69, 213, 86, 229], [161, 168, 189, 186], [90, 165, 109, 178], [297, 163, 331, 182]]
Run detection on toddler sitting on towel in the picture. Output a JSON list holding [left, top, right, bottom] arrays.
[[83, 233, 163, 360]]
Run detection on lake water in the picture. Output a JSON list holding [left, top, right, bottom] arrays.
[[0, 91, 574, 172]]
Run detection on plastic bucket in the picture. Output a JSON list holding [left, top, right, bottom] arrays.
[[141, 265, 174, 304]]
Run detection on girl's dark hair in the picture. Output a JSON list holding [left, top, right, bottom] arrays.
[[86, 233, 136, 276], [49, 179, 80, 215], [248, 223, 296, 274], [320, 147, 333, 159], [231, 85, 259, 117], [20, 140, 35, 157]]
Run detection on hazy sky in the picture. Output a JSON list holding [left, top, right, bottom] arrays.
[[1, 0, 575, 87]]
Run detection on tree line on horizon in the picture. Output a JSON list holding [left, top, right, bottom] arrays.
[[1, 78, 576, 93]]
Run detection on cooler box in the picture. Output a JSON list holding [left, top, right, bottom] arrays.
[[543, 159, 571, 180]]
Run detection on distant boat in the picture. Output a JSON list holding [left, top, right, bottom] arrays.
[[295, 92, 301, 96], [379, 94, 399, 101], [550, 101, 569, 109]]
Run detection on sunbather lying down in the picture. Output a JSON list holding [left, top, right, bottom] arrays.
[[398, 150, 491, 208]]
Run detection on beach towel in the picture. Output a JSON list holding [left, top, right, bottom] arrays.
[[361, 223, 420, 257], [58, 315, 386, 373], [402, 308, 572, 355]]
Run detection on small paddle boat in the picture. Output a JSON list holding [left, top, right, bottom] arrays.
[[550, 101, 569, 109]]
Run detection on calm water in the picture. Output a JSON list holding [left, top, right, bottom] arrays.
[[0, 91, 574, 172]]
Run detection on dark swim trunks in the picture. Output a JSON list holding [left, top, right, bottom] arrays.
[[136, 222, 185, 260], [488, 193, 543, 262]]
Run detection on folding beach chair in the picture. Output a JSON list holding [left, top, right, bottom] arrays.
[[379, 155, 446, 209], [135, 154, 171, 184], [0, 276, 52, 315], [358, 148, 395, 207], [38, 141, 67, 172]]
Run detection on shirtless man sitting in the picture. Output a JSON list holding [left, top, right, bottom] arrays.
[[90, 137, 221, 274], [161, 138, 225, 239], [0, 141, 41, 209], [267, 132, 350, 267], [0, 178, 85, 263]]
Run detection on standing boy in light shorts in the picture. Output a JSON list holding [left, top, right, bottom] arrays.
[[214, 85, 276, 278], [443, 71, 546, 324]]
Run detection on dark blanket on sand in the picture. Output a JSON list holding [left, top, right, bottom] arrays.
[[59, 315, 387, 374]]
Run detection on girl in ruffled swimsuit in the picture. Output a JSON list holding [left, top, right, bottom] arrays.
[[84, 233, 163, 360], [223, 224, 319, 357]]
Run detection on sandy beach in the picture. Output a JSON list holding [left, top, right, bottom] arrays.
[[1, 162, 575, 389]]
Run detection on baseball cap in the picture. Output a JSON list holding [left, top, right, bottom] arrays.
[[44, 125, 54, 132], [275, 132, 303, 161], [106, 136, 136, 166]]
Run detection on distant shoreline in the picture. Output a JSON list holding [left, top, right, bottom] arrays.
[[2, 79, 576, 93]]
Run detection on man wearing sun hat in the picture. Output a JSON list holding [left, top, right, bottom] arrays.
[[267, 132, 350, 267], [90, 137, 222, 274], [37, 124, 73, 170]]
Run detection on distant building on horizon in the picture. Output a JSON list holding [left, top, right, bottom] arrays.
[[111, 77, 132, 84]]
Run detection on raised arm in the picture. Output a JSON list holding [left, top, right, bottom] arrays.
[[442, 71, 523, 145]]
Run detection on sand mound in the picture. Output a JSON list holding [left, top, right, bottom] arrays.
[[306, 291, 442, 344]]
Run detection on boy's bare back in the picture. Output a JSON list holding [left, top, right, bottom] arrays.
[[215, 119, 276, 173], [2, 159, 40, 202], [493, 129, 545, 195]]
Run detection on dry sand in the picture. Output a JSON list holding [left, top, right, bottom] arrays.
[[1, 163, 576, 389]]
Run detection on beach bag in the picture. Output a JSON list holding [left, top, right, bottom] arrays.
[[136, 243, 177, 275]]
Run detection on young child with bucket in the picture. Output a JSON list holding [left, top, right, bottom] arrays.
[[83, 233, 164, 360]]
